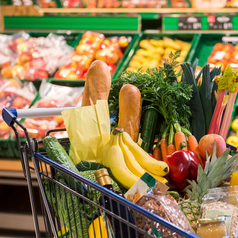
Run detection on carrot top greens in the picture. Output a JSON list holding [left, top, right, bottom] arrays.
[[108, 52, 193, 130]]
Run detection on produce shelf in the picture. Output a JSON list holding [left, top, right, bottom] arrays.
[[115, 32, 198, 78], [187, 33, 238, 68]]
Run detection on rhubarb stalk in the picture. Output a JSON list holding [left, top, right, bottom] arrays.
[[208, 89, 226, 134], [214, 95, 228, 134], [219, 92, 237, 140]]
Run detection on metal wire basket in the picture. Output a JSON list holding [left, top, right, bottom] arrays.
[[3, 107, 201, 238]]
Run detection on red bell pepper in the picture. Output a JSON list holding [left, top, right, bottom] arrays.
[[164, 142, 203, 190]]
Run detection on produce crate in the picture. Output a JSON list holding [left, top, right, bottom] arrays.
[[50, 32, 140, 87], [187, 33, 238, 68], [115, 32, 199, 78]]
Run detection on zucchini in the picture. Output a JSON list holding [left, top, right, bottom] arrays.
[[43, 135, 80, 175], [141, 108, 160, 153]]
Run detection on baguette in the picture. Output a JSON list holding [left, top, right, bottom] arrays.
[[118, 84, 142, 142], [87, 60, 111, 104], [81, 81, 93, 106]]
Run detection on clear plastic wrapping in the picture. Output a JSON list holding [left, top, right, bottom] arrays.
[[135, 188, 194, 237], [201, 186, 238, 238]]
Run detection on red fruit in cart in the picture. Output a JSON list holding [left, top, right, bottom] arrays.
[[8, 40, 18, 52], [34, 69, 48, 80], [223, 52, 232, 61], [198, 134, 226, 160], [213, 43, 224, 51], [1, 66, 12, 78]]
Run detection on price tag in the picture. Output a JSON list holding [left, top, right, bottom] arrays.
[[208, 15, 233, 30], [213, 51, 226, 60], [178, 16, 201, 30]]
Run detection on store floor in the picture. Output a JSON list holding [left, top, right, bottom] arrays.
[[0, 185, 46, 238]]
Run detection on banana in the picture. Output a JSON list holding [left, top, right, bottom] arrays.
[[102, 134, 113, 167], [108, 131, 140, 189], [122, 131, 169, 176], [119, 133, 145, 177]]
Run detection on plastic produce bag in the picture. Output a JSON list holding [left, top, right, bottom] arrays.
[[17, 80, 84, 139], [62, 100, 110, 165], [0, 32, 74, 80], [135, 189, 194, 237], [201, 187, 238, 238]]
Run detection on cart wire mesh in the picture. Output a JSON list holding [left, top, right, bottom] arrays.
[[7, 115, 201, 238]]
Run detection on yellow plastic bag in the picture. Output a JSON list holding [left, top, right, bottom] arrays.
[[62, 100, 110, 165]]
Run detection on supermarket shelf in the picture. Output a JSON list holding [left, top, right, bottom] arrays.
[[41, 7, 238, 14]]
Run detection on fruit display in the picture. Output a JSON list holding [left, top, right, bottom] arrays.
[[54, 31, 131, 80], [207, 43, 238, 72], [126, 37, 190, 73], [226, 106, 238, 147], [0, 79, 37, 139], [0, 32, 74, 81]]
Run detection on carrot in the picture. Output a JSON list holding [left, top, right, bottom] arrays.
[[153, 147, 162, 161], [167, 124, 175, 155], [160, 138, 168, 161], [160, 125, 169, 161], [173, 123, 187, 151], [167, 144, 176, 155], [174, 131, 187, 151], [187, 135, 202, 164]]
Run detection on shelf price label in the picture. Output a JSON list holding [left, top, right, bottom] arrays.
[[208, 16, 233, 30], [178, 16, 201, 30]]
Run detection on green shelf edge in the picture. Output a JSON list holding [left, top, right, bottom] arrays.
[[4, 15, 141, 32]]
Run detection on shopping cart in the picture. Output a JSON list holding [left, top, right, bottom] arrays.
[[3, 107, 201, 238]]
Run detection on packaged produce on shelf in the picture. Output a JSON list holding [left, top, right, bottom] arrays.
[[16, 80, 84, 139], [0, 79, 37, 139], [207, 43, 238, 72], [127, 37, 190, 73], [54, 31, 131, 80], [0, 32, 74, 81], [36, 0, 57, 7]]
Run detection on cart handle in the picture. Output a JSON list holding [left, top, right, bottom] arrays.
[[2, 107, 79, 126]]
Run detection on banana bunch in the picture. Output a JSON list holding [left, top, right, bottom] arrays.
[[127, 38, 191, 74], [103, 128, 169, 189]]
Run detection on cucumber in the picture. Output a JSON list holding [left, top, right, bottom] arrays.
[[43, 135, 80, 175], [141, 108, 160, 153]]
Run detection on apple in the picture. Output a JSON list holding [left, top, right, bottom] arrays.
[[13, 96, 26, 109], [207, 55, 217, 64], [213, 43, 224, 51], [223, 52, 232, 61], [67, 71, 78, 80], [17, 52, 32, 65], [53, 116, 64, 125], [198, 134, 226, 160], [222, 43, 234, 53], [234, 44, 238, 51], [1, 66, 12, 78], [17, 42, 29, 54], [34, 69, 48, 80], [12, 65, 25, 80]]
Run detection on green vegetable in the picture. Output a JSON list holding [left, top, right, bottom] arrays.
[[140, 107, 160, 153], [44, 178, 90, 238], [109, 51, 193, 147], [43, 135, 79, 174], [181, 62, 206, 141]]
